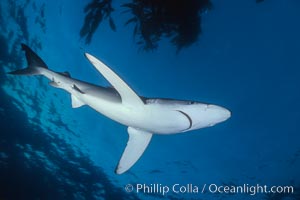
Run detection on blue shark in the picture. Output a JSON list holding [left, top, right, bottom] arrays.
[[9, 44, 231, 174]]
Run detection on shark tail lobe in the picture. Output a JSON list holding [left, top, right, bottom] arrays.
[[8, 44, 48, 75]]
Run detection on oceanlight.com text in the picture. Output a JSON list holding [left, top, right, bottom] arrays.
[[207, 183, 294, 196], [124, 183, 294, 196]]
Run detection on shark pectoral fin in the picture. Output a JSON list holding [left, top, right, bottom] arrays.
[[71, 94, 85, 108], [115, 127, 153, 174], [85, 53, 144, 107]]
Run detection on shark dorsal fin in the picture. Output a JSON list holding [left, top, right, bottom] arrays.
[[85, 53, 144, 107]]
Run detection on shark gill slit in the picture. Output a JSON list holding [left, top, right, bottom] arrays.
[[176, 110, 193, 130]]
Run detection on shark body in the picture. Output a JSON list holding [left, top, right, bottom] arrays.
[[9, 44, 231, 174]]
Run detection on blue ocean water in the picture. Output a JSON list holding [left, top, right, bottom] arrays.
[[0, 0, 299, 199]]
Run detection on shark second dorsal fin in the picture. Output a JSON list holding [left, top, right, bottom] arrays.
[[85, 53, 144, 107], [115, 127, 152, 174]]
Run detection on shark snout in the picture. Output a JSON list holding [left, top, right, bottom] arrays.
[[207, 104, 231, 123]]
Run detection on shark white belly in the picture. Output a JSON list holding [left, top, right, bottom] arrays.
[[40, 68, 191, 134], [9, 44, 231, 174]]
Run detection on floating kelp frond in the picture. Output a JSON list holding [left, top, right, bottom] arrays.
[[80, 0, 115, 44], [122, 0, 212, 52]]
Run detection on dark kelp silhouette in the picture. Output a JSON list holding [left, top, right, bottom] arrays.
[[123, 0, 212, 52], [80, 0, 212, 52], [80, 0, 116, 44]]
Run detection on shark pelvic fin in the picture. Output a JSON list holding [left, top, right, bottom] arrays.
[[84, 53, 144, 107], [115, 127, 152, 174], [71, 95, 85, 108]]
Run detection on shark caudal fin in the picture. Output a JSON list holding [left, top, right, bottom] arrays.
[[8, 44, 48, 75]]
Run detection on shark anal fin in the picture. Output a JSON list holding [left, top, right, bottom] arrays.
[[71, 94, 85, 108], [115, 127, 152, 174], [85, 53, 144, 107]]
